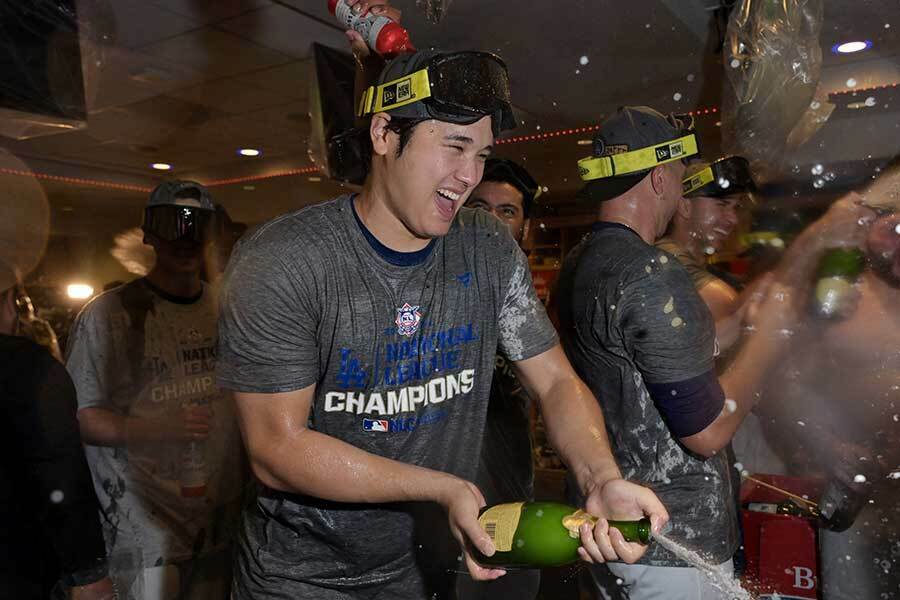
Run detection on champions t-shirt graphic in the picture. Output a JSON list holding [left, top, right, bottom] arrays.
[[217, 195, 558, 598]]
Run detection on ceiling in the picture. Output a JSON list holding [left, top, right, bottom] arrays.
[[1, 0, 898, 286]]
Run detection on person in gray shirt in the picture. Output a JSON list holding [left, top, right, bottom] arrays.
[[558, 106, 797, 599], [217, 52, 668, 600]]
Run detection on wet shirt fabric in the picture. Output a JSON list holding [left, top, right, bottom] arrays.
[[217, 195, 557, 599], [557, 223, 738, 567], [0, 335, 107, 598], [65, 280, 244, 569], [655, 237, 717, 291]]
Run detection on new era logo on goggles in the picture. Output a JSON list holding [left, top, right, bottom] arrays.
[[357, 52, 516, 131], [578, 134, 699, 181]]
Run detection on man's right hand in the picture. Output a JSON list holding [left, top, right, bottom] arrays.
[[342, 0, 403, 64], [437, 478, 507, 582]]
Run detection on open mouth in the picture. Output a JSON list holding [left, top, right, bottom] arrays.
[[434, 188, 462, 221]]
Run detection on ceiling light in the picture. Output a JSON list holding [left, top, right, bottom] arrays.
[[832, 40, 872, 54], [308, 176, 322, 182], [576, 139, 592, 145], [67, 283, 94, 300], [151, 163, 172, 171], [238, 148, 261, 157]]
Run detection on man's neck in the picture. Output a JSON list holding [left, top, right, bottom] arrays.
[[145, 267, 202, 299], [355, 176, 432, 253], [669, 225, 704, 262], [597, 194, 660, 245]]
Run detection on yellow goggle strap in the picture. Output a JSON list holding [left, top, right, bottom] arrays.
[[577, 134, 699, 181], [682, 166, 715, 196], [357, 68, 432, 117]]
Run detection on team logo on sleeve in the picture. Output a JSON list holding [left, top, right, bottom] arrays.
[[395, 303, 422, 337]]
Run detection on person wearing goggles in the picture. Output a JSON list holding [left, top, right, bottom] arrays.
[[558, 106, 798, 600], [217, 11, 667, 599], [657, 156, 756, 353], [66, 180, 244, 599]]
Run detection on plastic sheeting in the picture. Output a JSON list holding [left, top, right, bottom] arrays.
[[0, 150, 50, 290], [721, 0, 828, 182], [415, 0, 454, 24], [0, 0, 114, 140]]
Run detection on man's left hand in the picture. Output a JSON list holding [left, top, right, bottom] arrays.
[[578, 478, 669, 564]]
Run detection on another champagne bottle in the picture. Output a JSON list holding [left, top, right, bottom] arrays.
[[473, 501, 651, 568], [812, 247, 865, 318]]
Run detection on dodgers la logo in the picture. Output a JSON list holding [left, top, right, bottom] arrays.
[[395, 303, 422, 337]]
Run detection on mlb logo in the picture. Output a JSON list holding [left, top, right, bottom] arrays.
[[363, 418, 389, 432], [395, 303, 422, 337]]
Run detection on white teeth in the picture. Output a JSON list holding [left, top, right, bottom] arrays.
[[437, 189, 460, 201]]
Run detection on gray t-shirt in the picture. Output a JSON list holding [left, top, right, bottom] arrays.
[[557, 223, 738, 567], [65, 280, 244, 567], [217, 195, 558, 598]]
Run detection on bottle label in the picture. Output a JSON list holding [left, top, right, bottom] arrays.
[[333, 1, 391, 50], [478, 502, 524, 552], [561, 509, 597, 539]]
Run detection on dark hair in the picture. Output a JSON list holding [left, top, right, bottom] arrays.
[[360, 117, 428, 167], [481, 158, 538, 218]]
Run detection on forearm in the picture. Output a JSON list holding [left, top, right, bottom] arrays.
[[248, 427, 465, 505], [715, 312, 743, 352], [78, 407, 167, 447], [707, 333, 785, 444], [537, 375, 621, 494]]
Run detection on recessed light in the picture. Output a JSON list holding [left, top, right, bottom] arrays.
[[238, 148, 261, 157], [832, 40, 872, 54], [67, 283, 94, 300], [308, 176, 322, 182], [151, 163, 172, 171]]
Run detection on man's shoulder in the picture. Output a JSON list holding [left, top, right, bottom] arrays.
[[238, 196, 350, 259], [571, 226, 662, 280]]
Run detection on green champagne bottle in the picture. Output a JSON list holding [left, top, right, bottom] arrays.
[[472, 501, 651, 568], [813, 247, 865, 318]]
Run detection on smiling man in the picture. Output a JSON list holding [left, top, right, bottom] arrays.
[[217, 51, 667, 599]]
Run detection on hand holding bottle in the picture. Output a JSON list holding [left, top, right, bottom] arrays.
[[337, 0, 406, 64], [438, 478, 506, 581], [580, 478, 669, 564]]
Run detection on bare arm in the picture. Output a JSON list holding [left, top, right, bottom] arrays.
[[236, 384, 465, 502], [514, 345, 669, 564], [514, 345, 620, 489], [233, 384, 502, 579], [680, 279, 794, 457], [78, 405, 210, 447], [698, 279, 742, 351]]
